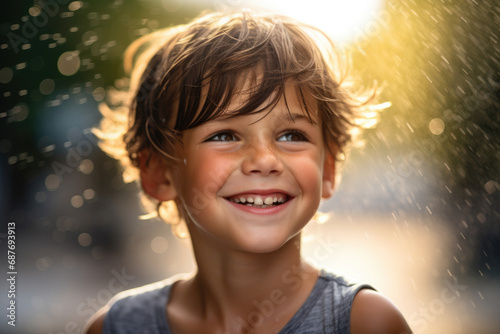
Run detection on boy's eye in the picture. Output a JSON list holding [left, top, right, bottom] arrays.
[[205, 131, 238, 142], [277, 131, 308, 142]]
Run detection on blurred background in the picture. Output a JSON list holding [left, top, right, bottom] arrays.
[[0, 0, 499, 333]]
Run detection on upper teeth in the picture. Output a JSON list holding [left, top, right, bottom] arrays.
[[231, 196, 285, 205]]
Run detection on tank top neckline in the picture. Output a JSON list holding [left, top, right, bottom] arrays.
[[154, 270, 331, 334]]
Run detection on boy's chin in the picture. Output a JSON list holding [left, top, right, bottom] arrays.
[[229, 231, 300, 255]]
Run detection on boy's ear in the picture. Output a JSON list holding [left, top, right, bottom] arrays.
[[322, 151, 336, 199], [139, 150, 177, 202]]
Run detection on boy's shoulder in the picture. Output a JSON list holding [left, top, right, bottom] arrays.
[[350, 289, 413, 333], [285, 270, 412, 334], [84, 273, 189, 334], [320, 271, 413, 334]]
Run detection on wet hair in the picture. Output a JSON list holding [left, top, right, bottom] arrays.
[[95, 10, 379, 236]]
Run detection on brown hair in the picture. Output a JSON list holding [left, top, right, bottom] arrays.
[[94, 10, 379, 236]]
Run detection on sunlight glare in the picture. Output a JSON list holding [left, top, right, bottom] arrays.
[[248, 0, 386, 43]]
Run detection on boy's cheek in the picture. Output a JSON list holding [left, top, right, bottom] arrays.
[[179, 158, 232, 197], [288, 156, 322, 178]]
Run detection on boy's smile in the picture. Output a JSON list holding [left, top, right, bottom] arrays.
[[225, 190, 291, 209], [170, 84, 336, 253], [224, 189, 294, 215]]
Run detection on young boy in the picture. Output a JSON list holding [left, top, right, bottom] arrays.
[[85, 10, 412, 334]]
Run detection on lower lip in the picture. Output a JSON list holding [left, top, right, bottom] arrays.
[[224, 198, 293, 215]]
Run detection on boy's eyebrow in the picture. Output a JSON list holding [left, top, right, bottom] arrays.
[[282, 112, 317, 125], [213, 111, 318, 125]]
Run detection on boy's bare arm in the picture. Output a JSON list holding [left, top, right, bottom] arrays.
[[350, 289, 413, 334]]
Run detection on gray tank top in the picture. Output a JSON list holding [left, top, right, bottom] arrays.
[[103, 270, 373, 333]]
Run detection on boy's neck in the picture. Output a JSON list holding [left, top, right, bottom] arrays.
[[173, 231, 318, 332]]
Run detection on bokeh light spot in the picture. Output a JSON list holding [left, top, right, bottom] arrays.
[[35, 191, 47, 203], [484, 180, 500, 195], [151, 236, 168, 254], [82, 30, 98, 46], [0, 67, 13, 83], [71, 195, 84, 208], [39, 78, 55, 95], [29, 6, 42, 16], [68, 1, 83, 11], [78, 159, 94, 174], [92, 86, 106, 101], [9, 103, 29, 122], [36, 257, 53, 271], [8, 156, 17, 164], [83, 188, 96, 200], [57, 216, 74, 231], [91, 246, 104, 260], [57, 51, 81, 76], [429, 118, 445, 135], [45, 174, 60, 191], [78, 233, 92, 247]]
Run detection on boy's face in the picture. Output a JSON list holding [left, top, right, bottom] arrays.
[[170, 84, 335, 253]]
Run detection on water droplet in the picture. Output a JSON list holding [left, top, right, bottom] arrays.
[[15, 62, 26, 70], [476, 213, 486, 223]]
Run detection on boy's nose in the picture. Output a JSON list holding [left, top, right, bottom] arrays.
[[241, 141, 284, 176]]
